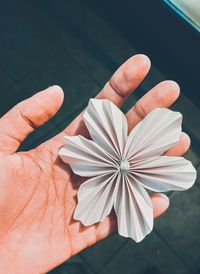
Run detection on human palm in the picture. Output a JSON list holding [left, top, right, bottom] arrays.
[[0, 55, 190, 273]]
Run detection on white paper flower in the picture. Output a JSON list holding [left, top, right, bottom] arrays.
[[59, 99, 196, 242]]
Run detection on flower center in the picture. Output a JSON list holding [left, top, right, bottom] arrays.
[[119, 159, 130, 172]]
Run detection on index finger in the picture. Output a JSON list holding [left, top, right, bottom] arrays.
[[61, 54, 151, 136]]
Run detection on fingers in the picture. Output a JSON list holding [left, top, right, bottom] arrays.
[[125, 81, 190, 157], [126, 80, 180, 132], [64, 54, 151, 136], [96, 193, 169, 240], [164, 132, 190, 156], [97, 54, 151, 105], [0, 86, 64, 154], [53, 56, 189, 161], [151, 193, 170, 218]]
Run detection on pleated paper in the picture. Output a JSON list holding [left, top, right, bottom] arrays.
[[59, 99, 196, 242]]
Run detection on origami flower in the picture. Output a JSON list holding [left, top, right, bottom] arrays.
[[59, 99, 196, 242]]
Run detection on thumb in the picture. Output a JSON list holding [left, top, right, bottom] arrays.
[[0, 85, 64, 154]]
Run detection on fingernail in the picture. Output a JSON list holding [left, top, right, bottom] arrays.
[[159, 193, 170, 207], [46, 85, 64, 100], [47, 85, 63, 93]]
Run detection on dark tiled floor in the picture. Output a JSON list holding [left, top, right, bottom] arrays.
[[0, 1, 199, 274], [0, 84, 26, 117], [0, 0, 38, 26], [155, 185, 200, 273], [17, 49, 100, 127], [0, 67, 14, 92], [98, 232, 191, 274], [80, 235, 127, 272], [0, 5, 62, 79]]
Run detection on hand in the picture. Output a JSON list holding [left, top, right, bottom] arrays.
[[0, 55, 190, 274]]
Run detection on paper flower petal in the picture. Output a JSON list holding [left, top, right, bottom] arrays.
[[84, 99, 128, 159], [74, 173, 119, 225], [59, 98, 197, 243], [124, 108, 182, 161], [114, 174, 153, 242], [59, 135, 116, 177], [130, 156, 196, 192]]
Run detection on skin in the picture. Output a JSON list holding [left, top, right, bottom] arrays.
[[0, 55, 190, 274]]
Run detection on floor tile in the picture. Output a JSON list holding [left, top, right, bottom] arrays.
[[184, 146, 200, 167], [0, 84, 27, 118], [0, 0, 38, 26], [49, 255, 94, 274], [80, 235, 126, 272], [99, 232, 190, 274], [0, 68, 13, 93], [196, 165, 200, 186], [0, 6, 61, 79], [38, 2, 111, 87], [42, 0, 137, 68], [17, 50, 100, 126], [155, 185, 200, 273], [141, 67, 166, 92]]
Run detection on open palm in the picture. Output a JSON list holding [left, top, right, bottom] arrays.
[[0, 55, 190, 274]]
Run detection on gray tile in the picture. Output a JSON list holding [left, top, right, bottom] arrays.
[[99, 232, 190, 274], [196, 165, 200, 186], [0, 84, 27, 118], [17, 50, 100, 127], [41, 0, 137, 77], [49, 255, 94, 274], [0, 68, 13, 93], [141, 67, 166, 92], [0, 0, 38, 26], [0, 6, 61, 79], [155, 185, 200, 273], [184, 147, 200, 167], [37, 3, 111, 87], [80, 235, 126, 272]]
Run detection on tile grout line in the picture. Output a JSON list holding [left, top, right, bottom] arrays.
[[95, 239, 129, 273], [0, 0, 41, 30], [154, 229, 195, 274], [78, 253, 96, 273], [39, 3, 109, 88], [40, 0, 119, 71], [0, 48, 64, 86], [0, 82, 17, 95]]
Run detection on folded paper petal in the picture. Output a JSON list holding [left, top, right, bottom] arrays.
[[84, 99, 128, 159], [124, 108, 182, 161], [114, 173, 153, 242], [74, 173, 119, 225], [59, 135, 116, 177], [130, 156, 196, 192], [58, 99, 197, 243]]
